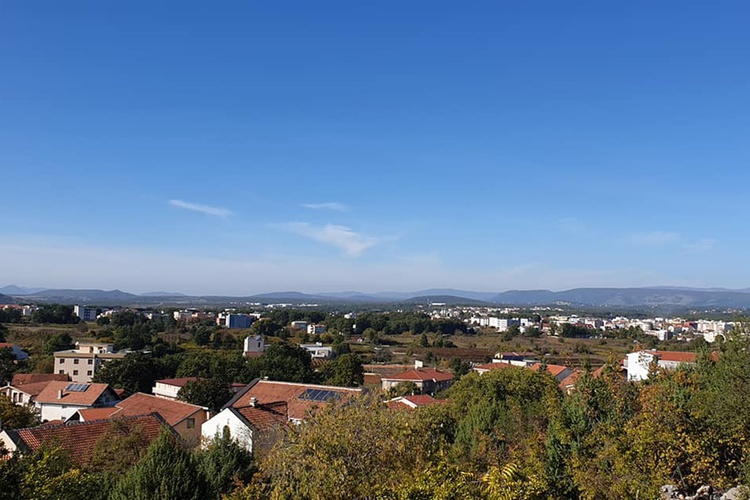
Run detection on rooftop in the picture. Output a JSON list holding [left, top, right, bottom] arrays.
[[114, 392, 206, 426], [382, 368, 454, 383], [35, 382, 117, 406]]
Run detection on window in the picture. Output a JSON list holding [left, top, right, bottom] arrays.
[[186, 418, 195, 429], [87, 370, 92, 376], [73, 370, 78, 376], [87, 359, 93, 365], [73, 359, 79, 365], [59, 359, 65, 363], [58, 370, 65, 375]]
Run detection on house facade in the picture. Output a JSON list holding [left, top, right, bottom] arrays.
[[380, 368, 454, 395], [625, 350, 698, 381], [34, 381, 120, 422], [53, 342, 126, 383]]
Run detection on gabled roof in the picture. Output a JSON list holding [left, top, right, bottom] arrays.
[[8, 413, 166, 466], [76, 407, 121, 421], [652, 351, 697, 363], [114, 393, 206, 426], [530, 363, 570, 377], [154, 377, 199, 388], [2, 381, 58, 399], [382, 368, 454, 383], [35, 382, 117, 406], [387, 394, 443, 410], [228, 380, 362, 421], [11, 373, 70, 386], [231, 401, 288, 431], [558, 370, 582, 392]]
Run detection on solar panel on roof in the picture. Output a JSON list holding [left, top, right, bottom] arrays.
[[299, 388, 341, 402], [66, 383, 89, 392]]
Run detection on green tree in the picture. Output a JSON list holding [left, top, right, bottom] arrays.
[[247, 342, 314, 383], [178, 378, 234, 412], [318, 354, 364, 387], [92, 352, 169, 394], [0, 394, 38, 429], [109, 430, 207, 500], [0, 323, 6, 342], [196, 430, 255, 498], [42, 332, 74, 355]]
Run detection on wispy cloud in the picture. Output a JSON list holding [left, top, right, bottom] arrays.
[[302, 202, 348, 212], [628, 231, 679, 246], [684, 238, 718, 253], [168, 199, 234, 217], [281, 222, 377, 256]]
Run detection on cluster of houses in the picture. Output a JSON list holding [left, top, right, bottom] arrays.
[[0, 339, 709, 465]]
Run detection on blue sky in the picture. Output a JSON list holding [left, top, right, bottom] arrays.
[[1, 1, 749, 295]]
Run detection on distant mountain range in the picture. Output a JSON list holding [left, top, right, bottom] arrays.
[[3, 285, 750, 309]]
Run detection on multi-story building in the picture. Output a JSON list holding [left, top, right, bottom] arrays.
[[73, 305, 97, 322], [53, 342, 126, 384]]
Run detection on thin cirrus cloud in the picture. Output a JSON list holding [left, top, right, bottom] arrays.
[[302, 202, 348, 212], [282, 222, 378, 257], [627, 230, 679, 245], [168, 199, 234, 217]]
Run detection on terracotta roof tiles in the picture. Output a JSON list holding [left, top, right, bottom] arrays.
[[382, 368, 454, 383], [10, 413, 166, 466], [35, 382, 117, 406], [11, 373, 70, 386], [114, 393, 206, 426]]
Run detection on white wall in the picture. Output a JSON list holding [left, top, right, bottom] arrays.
[[38, 403, 88, 422], [201, 409, 254, 452]]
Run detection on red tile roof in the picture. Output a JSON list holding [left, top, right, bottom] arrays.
[[11, 373, 70, 386], [35, 382, 117, 406], [114, 393, 206, 426], [558, 370, 582, 392], [382, 368, 454, 383], [530, 363, 570, 377], [154, 377, 199, 388], [9, 414, 166, 466], [233, 401, 288, 431], [230, 380, 362, 421], [386, 394, 445, 410], [652, 351, 697, 363], [3, 381, 57, 399], [363, 373, 383, 386]]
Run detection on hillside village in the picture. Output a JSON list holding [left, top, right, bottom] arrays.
[[0, 299, 747, 498]]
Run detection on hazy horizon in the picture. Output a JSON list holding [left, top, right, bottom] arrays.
[[3, 2, 749, 294]]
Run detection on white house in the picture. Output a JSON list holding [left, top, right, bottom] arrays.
[[243, 335, 265, 357], [300, 343, 334, 359], [201, 400, 288, 453], [625, 350, 698, 381], [34, 381, 119, 422], [307, 324, 326, 335], [152, 377, 199, 400]]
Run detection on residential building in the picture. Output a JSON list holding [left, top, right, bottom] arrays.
[[529, 363, 573, 382], [107, 392, 210, 446], [34, 381, 120, 422], [0, 413, 167, 465], [152, 377, 199, 400], [1, 373, 70, 407], [290, 321, 308, 331], [243, 335, 265, 357], [73, 305, 97, 322], [625, 350, 699, 381], [307, 324, 326, 335], [386, 394, 443, 410], [53, 342, 126, 383], [201, 400, 288, 453], [300, 342, 334, 359], [224, 379, 363, 423], [380, 368, 454, 395]]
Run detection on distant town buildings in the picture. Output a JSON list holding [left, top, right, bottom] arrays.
[[73, 305, 97, 322]]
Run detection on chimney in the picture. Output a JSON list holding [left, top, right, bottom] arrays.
[[57, 389, 63, 399], [249, 397, 257, 407]]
